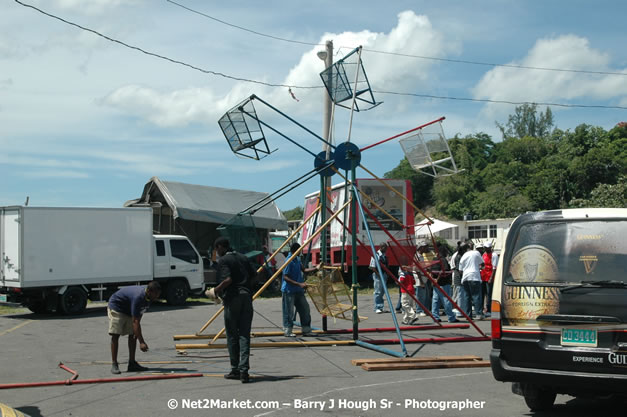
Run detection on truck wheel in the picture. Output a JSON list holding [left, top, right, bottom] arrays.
[[166, 280, 189, 306], [58, 287, 88, 315], [26, 299, 48, 314], [523, 386, 556, 411]]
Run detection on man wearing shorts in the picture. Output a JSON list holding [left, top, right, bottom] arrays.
[[108, 281, 161, 374]]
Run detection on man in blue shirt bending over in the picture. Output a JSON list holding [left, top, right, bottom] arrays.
[[107, 281, 161, 374]]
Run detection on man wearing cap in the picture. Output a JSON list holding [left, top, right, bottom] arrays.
[[481, 242, 495, 317]]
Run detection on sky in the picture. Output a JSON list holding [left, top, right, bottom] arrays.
[[1, 0, 626, 213]]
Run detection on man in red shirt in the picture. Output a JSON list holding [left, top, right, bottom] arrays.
[[480, 242, 494, 317]]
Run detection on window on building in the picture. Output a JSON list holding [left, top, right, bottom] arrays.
[[438, 229, 453, 239], [489, 224, 498, 238], [468, 225, 488, 239]]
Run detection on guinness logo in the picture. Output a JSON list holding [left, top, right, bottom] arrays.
[[523, 263, 538, 281], [510, 245, 558, 283], [579, 255, 598, 275]]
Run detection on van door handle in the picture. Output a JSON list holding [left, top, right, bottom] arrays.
[[171, 265, 176, 270]]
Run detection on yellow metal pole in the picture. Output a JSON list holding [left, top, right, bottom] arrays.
[[175, 340, 356, 349]]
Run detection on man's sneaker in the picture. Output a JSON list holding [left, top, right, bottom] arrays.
[[127, 361, 148, 372], [375, 309, 384, 314], [224, 370, 240, 380], [418, 312, 427, 317], [111, 363, 121, 375], [401, 320, 409, 325], [240, 372, 250, 383], [301, 331, 316, 337], [410, 317, 419, 325], [284, 330, 296, 337]]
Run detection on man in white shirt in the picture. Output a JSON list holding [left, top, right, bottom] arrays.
[[458, 242, 485, 320]]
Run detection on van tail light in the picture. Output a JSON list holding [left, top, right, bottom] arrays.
[[491, 300, 501, 340]]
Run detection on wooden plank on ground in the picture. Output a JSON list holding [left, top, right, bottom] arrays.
[[351, 355, 482, 366], [361, 360, 490, 371]]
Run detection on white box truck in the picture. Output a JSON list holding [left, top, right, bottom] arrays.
[[0, 206, 204, 314]]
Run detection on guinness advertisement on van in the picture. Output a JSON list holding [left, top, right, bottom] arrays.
[[489, 208, 627, 411]]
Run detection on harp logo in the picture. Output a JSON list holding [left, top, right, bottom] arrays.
[[523, 263, 539, 282], [579, 255, 598, 275]]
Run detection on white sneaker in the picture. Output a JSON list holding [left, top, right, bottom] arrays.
[[375, 309, 384, 314], [418, 312, 427, 317]]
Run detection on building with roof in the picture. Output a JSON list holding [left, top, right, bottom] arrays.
[[124, 177, 287, 256]]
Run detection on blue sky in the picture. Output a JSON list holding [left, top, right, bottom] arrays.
[[1, 0, 626, 212]]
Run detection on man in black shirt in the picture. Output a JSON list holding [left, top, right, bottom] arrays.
[[210, 237, 255, 383]]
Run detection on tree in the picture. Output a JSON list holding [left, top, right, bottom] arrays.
[[384, 158, 434, 207], [496, 103, 554, 139], [569, 177, 627, 208], [282, 206, 303, 221]]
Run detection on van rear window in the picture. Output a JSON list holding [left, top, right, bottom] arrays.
[[505, 220, 626, 284]]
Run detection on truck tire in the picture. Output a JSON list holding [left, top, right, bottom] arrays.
[[58, 286, 88, 315], [166, 279, 189, 306], [523, 386, 556, 411], [26, 299, 48, 314]]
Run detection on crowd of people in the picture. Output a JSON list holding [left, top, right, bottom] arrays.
[[369, 239, 499, 323]]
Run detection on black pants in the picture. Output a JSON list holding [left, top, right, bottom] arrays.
[[223, 292, 253, 373]]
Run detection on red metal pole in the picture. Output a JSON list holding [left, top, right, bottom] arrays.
[[58, 362, 79, 384], [360, 117, 446, 152]]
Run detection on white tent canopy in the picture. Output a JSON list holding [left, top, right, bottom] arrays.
[[414, 218, 458, 236]]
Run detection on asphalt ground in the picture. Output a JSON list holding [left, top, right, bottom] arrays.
[[0, 296, 624, 417]]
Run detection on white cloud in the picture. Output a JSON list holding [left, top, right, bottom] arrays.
[[100, 11, 457, 128], [102, 85, 221, 127], [473, 35, 627, 118]]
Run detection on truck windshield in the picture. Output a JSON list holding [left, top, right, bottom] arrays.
[[504, 219, 626, 285]]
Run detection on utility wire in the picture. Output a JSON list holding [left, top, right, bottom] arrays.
[[166, 0, 627, 78], [14, 0, 320, 90], [15, 0, 627, 111], [373, 90, 627, 110]]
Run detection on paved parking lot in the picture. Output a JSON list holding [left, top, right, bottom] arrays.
[[0, 297, 624, 417]]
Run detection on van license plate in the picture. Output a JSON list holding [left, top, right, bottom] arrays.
[[0, 294, 7, 303], [561, 328, 597, 347]]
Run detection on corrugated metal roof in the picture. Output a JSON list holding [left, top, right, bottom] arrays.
[[128, 177, 287, 230]]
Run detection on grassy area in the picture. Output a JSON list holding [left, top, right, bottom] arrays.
[[0, 304, 27, 315]]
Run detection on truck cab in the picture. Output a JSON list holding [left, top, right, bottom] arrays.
[[153, 235, 204, 305]]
